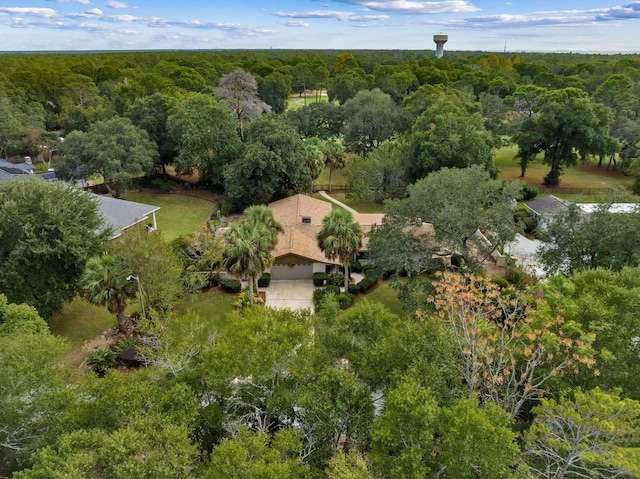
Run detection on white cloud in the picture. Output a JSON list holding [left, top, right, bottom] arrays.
[[456, 3, 640, 29], [52, 0, 90, 4], [106, 1, 137, 9], [273, 10, 388, 22], [279, 20, 310, 27], [330, 0, 480, 14], [0, 7, 59, 19]]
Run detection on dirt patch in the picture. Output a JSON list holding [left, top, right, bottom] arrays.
[[63, 329, 118, 371]]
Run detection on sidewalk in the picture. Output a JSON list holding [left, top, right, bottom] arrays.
[[317, 191, 359, 214]]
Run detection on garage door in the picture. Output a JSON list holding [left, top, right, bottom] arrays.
[[270, 263, 313, 280]]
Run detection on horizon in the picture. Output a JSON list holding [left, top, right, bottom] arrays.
[[1, 1, 640, 53]]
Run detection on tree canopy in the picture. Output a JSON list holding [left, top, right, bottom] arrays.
[[0, 178, 107, 318], [57, 116, 158, 197], [383, 165, 521, 270]]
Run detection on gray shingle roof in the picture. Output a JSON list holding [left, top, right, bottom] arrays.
[[94, 195, 160, 239], [525, 195, 571, 216]]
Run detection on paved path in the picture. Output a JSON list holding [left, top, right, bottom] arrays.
[[318, 191, 359, 214]]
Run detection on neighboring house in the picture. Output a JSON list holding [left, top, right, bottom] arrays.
[[266, 194, 385, 280], [524, 195, 571, 232], [94, 194, 160, 239], [577, 203, 640, 215], [0, 158, 160, 240], [0, 157, 36, 178]]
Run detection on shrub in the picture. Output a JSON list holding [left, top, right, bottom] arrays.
[[313, 272, 329, 287], [257, 273, 271, 288], [209, 273, 221, 287], [313, 288, 328, 309], [348, 258, 363, 273], [506, 267, 526, 289], [329, 273, 345, 286], [150, 178, 173, 190], [521, 183, 539, 201], [221, 279, 242, 294], [326, 285, 341, 295], [358, 277, 375, 292], [219, 203, 235, 216], [426, 257, 447, 275], [337, 294, 355, 309], [86, 348, 116, 377], [522, 216, 538, 234], [347, 284, 361, 295], [234, 290, 264, 310], [491, 275, 509, 289], [114, 336, 139, 353]]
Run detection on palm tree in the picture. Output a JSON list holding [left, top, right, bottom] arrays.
[[222, 221, 274, 305], [316, 209, 364, 292], [323, 141, 347, 193], [242, 205, 283, 294], [243, 205, 283, 249], [82, 252, 137, 333]]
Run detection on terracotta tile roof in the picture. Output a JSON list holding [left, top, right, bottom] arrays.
[[267, 195, 436, 263], [353, 213, 385, 250], [268, 194, 337, 264], [268, 194, 332, 227]]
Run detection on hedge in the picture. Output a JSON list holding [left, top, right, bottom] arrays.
[[221, 279, 242, 294], [325, 285, 341, 295], [328, 273, 345, 286], [257, 273, 271, 288], [337, 294, 355, 309], [313, 272, 329, 287]]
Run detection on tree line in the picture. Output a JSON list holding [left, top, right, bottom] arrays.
[[1, 49, 640, 198]]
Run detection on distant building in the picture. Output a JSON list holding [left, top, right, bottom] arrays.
[[434, 33, 448, 58]]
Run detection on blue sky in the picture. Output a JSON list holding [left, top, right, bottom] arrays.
[[1, 1, 639, 53]]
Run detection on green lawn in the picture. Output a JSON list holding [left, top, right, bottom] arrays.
[[172, 289, 237, 334], [494, 145, 633, 192], [49, 297, 120, 348], [331, 193, 385, 213], [120, 192, 215, 242], [357, 280, 407, 317], [287, 92, 330, 111], [315, 164, 349, 188]]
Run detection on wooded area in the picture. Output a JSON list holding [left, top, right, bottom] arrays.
[[1, 48, 640, 478]]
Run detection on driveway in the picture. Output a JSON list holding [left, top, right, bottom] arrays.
[[504, 233, 547, 279], [261, 280, 316, 312]]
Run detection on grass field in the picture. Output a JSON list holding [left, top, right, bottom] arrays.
[[50, 290, 237, 368], [120, 192, 215, 242], [356, 280, 406, 317], [315, 165, 349, 189], [172, 289, 237, 333], [287, 91, 330, 110], [494, 146, 634, 193]]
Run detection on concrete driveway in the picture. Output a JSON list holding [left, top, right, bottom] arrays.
[[261, 280, 315, 312], [504, 233, 546, 278]]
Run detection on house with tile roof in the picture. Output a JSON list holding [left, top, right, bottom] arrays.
[[265, 194, 386, 280]]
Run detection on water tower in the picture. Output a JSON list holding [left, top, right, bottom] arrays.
[[433, 33, 448, 58]]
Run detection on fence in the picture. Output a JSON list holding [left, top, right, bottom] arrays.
[[537, 187, 613, 196], [312, 183, 348, 193]]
